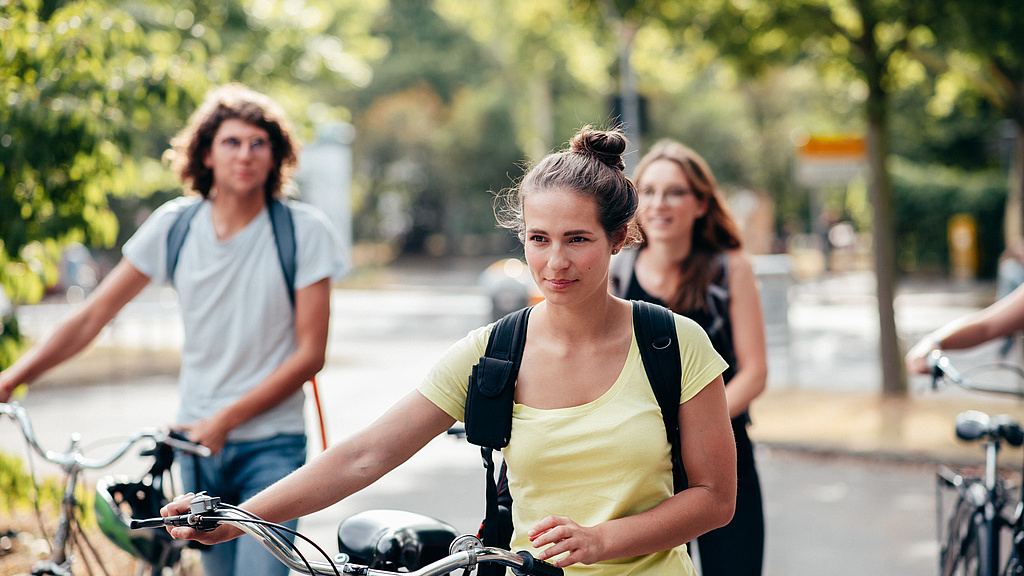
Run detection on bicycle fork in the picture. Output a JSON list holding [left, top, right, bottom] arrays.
[[32, 436, 82, 576]]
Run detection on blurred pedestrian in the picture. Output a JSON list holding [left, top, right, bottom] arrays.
[[611, 139, 768, 576], [0, 84, 347, 576], [906, 281, 1024, 374], [996, 239, 1024, 357]]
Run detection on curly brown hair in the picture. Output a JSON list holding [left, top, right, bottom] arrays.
[[166, 84, 299, 201], [495, 126, 642, 247]]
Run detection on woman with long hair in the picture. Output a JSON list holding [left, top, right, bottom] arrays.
[[611, 139, 768, 576]]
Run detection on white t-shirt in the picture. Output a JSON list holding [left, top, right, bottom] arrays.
[[123, 196, 348, 441]]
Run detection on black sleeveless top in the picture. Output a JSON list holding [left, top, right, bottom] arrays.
[[611, 249, 738, 382], [622, 261, 736, 386]]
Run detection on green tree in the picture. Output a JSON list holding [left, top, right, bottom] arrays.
[[909, 0, 1024, 247], [0, 0, 385, 369], [685, 0, 958, 395], [0, 0, 202, 367], [343, 0, 524, 257]]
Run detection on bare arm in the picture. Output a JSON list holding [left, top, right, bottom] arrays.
[[723, 250, 768, 419], [905, 282, 1024, 374], [165, 390, 456, 543], [182, 278, 331, 452], [529, 376, 736, 567], [0, 259, 150, 401]]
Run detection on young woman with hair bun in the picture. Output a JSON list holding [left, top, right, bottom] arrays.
[[164, 126, 737, 575]]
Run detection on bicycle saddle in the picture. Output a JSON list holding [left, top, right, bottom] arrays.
[[336, 509, 459, 571]]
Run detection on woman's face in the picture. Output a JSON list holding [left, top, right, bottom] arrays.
[[523, 188, 616, 307], [636, 158, 708, 245]]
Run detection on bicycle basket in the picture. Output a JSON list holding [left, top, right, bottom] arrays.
[[94, 475, 189, 565], [336, 509, 459, 571]]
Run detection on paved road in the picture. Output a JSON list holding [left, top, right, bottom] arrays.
[[5, 268, 977, 576]]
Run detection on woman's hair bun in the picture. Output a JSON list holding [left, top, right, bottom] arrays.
[[570, 127, 627, 172]]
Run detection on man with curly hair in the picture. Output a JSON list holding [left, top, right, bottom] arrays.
[[0, 84, 347, 576]]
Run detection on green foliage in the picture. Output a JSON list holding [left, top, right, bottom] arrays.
[[0, 451, 63, 517], [1, 0, 1018, 297], [0, 0, 384, 368], [892, 158, 1006, 276]]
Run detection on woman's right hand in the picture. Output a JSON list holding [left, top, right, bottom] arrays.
[[160, 493, 241, 545]]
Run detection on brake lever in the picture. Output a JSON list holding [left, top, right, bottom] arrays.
[[130, 492, 223, 532]]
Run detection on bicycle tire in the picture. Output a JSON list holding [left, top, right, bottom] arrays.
[[943, 494, 981, 576]]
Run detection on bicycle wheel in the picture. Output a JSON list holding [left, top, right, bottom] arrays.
[[942, 494, 981, 576]]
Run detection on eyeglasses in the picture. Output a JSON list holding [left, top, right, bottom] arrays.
[[639, 186, 696, 204], [216, 136, 272, 155]]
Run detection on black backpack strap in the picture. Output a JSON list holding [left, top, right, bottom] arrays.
[[465, 307, 531, 449], [465, 306, 531, 552], [268, 198, 297, 307], [166, 199, 204, 283], [632, 300, 687, 492]]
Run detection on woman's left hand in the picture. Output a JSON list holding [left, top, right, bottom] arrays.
[[528, 515, 604, 567]]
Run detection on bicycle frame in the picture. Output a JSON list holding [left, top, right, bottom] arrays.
[[937, 442, 1016, 576]]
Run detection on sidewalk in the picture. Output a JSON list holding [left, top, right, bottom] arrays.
[[750, 386, 1024, 467]]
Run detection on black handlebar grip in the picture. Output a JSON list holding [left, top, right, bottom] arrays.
[[512, 551, 563, 576], [130, 517, 170, 529]]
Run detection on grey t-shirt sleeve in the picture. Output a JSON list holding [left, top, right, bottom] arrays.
[[122, 197, 202, 284], [290, 201, 350, 289]]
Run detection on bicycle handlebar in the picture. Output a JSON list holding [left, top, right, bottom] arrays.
[[927, 350, 1024, 398], [131, 495, 563, 576], [0, 401, 211, 470]]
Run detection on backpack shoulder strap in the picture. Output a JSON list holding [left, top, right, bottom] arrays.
[[632, 300, 688, 492], [465, 306, 531, 449], [465, 306, 531, 552], [166, 199, 205, 283], [268, 198, 297, 307]]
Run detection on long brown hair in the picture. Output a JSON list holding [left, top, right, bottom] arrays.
[[632, 139, 743, 312]]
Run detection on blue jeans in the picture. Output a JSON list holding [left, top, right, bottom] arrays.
[[178, 434, 307, 576]]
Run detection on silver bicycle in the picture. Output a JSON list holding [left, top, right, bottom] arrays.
[[929, 351, 1024, 576], [1, 401, 210, 576]]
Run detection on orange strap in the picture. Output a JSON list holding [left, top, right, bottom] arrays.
[[310, 377, 328, 450]]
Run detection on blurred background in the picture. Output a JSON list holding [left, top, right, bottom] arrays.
[[5, 2, 1024, 574], [2, 0, 1023, 397]]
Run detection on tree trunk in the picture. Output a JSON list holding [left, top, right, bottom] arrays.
[[866, 118, 906, 395], [856, 0, 906, 395]]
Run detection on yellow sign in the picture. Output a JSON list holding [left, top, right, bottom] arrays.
[[797, 136, 867, 159], [948, 214, 977, 281], [794, 135, 867, 188]]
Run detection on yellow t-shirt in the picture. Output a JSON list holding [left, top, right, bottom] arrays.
[[418, 312, 727, 575]]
